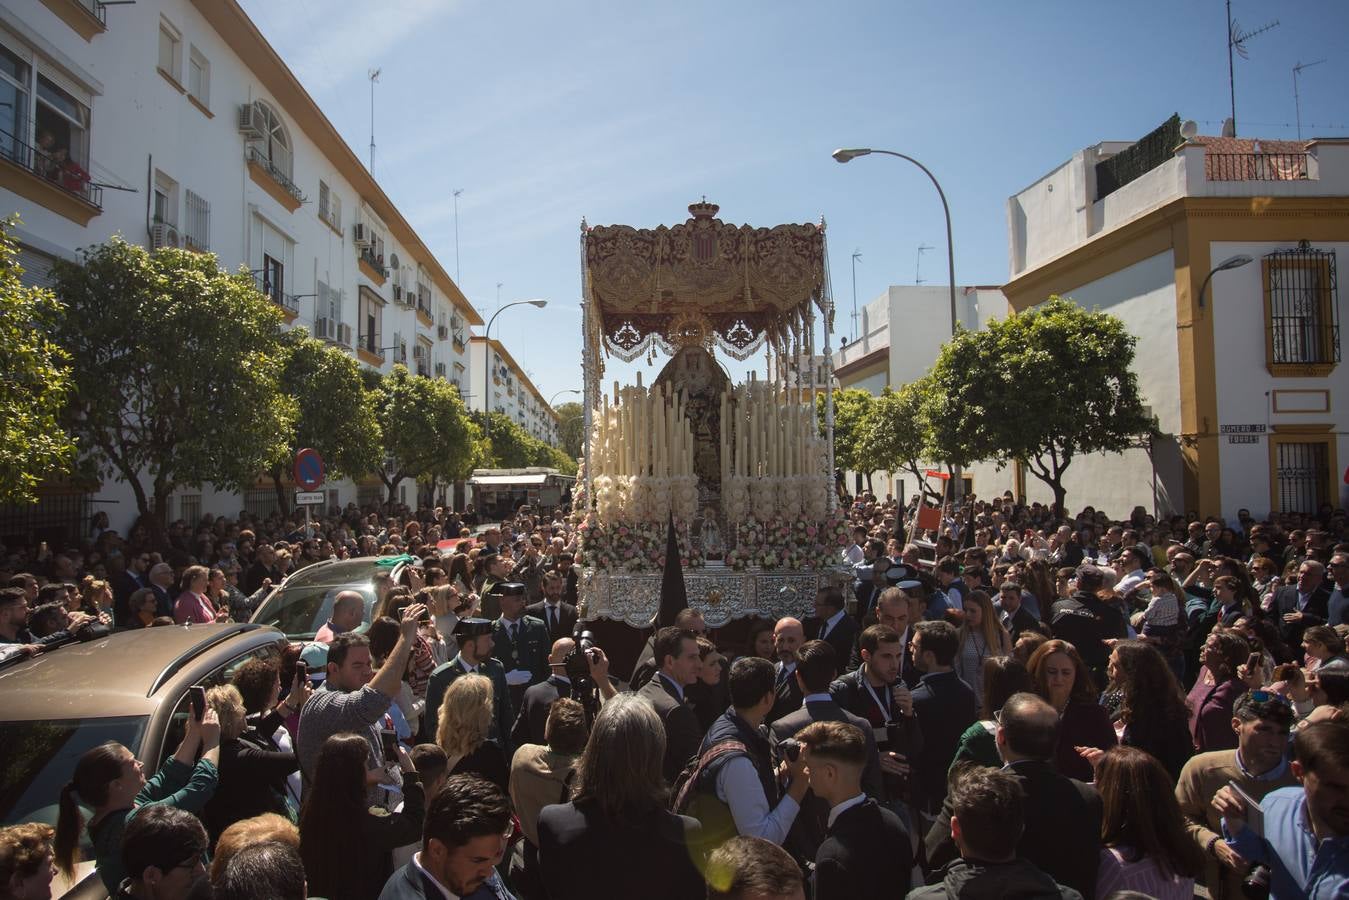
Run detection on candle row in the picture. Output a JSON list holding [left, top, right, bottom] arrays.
[[590, 375, 695, 478]]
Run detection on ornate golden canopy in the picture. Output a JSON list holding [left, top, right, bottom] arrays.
[[582, 200, 827, 367]]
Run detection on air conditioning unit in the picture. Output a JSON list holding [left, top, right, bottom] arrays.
[[353, 223, 372, 248], [337, 323, 352, 347], [151, 222, 180, 249], [237, 102, 265, 139], [413, 344, 427, 360], [437, 324, 449, 339]]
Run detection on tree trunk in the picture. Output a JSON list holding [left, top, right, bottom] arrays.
[[149, 477, 172, 550], [383, 471, 405, 504], [270, 466, 291, 517]]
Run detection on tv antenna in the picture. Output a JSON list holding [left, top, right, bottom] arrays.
[[452, 188, 464, 283], [368, 68, 381, 173], [850, 249, 862, 342], [1225, 0, 1279, 136], [1293, 59, 1326, 140], [916, 244, 934, 285]]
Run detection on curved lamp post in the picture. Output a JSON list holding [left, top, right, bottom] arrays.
[[832, 148, 957, 336], [482, 299, 547, 448], [1197, 254, 1254, 307]]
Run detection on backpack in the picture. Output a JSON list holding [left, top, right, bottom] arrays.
[[670, 739, 747, 816]]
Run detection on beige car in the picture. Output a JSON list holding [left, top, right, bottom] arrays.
[[0, 623, 288, 898]]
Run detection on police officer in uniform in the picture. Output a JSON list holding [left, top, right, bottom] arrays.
[[423, 617, 514, 754], [489, 581, 549, 712]]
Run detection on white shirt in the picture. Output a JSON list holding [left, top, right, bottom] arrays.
[[658, 672, 685, 702], [1116, 568, 1147, 596], [411, 851, 461, 900], [802, 692, 832, 706], [827, 793, 868, 828], [819, 608, 847, 640], [712, 716, 801, 845]]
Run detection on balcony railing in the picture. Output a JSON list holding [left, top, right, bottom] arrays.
[[245, 144, 306, 202], [77, 0, 107, 24], [359, 246, 388, 279], [1205, 152, 1310, 182], [0, 128, 103, 209]]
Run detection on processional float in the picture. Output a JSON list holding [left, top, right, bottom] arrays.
[[576, 200, 850, 628]]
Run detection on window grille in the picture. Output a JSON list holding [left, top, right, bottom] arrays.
[[184, 190, 209, 250], [1275, 441, 1329, 514], [1265, 242, 1340, 366]]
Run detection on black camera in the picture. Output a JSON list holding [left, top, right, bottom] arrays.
[[780, 739, 802, 763], [564, 629, 598, 683], [1241, 864, 1271, 900]]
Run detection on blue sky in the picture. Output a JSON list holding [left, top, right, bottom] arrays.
[[239, 0, 1348, 400]]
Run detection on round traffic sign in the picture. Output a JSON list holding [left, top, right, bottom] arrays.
[[294, 448, 325, 491]]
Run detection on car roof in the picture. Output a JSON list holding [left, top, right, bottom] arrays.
[[276, 556, 406, 588], [0, 624, 282, 720]]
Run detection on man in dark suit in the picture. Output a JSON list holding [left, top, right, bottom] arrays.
[[378, 773, 514, 899], [146, 562, 177, 619], [526, 570, 578, 642], [1328, 553, 1349, 626], [847, 586, 919, 685], [111, 551, 150, 626], [630, 608, 707, 690], [511, 638, 574, 748], [996, 581, 1048, 643], [767, 617, 805, 724], [805, 587, 859, 670], [636, 625, 704, 784], [1274, 559, 1332, 649], [770, 641, 883, 864], [796, 720, 910, 900], [490, 582, 549, 711], [908, 620, 976, 817], [551, 551, 580, 607], [424, 618, 513, 752], [924, 692, 1102, 899]]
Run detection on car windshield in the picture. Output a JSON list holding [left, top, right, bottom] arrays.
[[0, 717, 147, 834], [251, 582, 377, 639]]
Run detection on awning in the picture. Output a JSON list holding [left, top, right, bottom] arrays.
[[469, 474, 552, 486]]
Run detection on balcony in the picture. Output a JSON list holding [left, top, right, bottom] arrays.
[[0, 128, 103, 225], [452, 334, 467, 352], [38, 0, 106, 41], [415, 298, 434, 328], [1205, 152, 1309, 182], [356, 332, 384, 367], [245, 145, 304, 212], [358, 247, 388, 285]]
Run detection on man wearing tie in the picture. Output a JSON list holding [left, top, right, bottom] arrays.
[[526, 571, 578, 642], [1273, 559, 1331, 649], [807, 588, 859, 669], [768, 617, 805, 724], [424, 617, 513, 751], [491, 582, 549, 713], [636, 625, 704, 784]]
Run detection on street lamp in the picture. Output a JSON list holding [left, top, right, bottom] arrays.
[[832, 148, 957, 337], [834, 146, 961, 500], [1197, 254, 1254, 307], [482, 299, 547, 451], [548, 388, 581, 407]]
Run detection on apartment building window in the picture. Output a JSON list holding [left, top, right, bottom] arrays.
[[157, 19, 181, 82], [247, 100, 292, 179], [251, 214, 294, 310], [261, 254, 283, 304], [178, 493, 201, 525], [1264, 242, 1340, 374], [359, 285, 384, 355], [187, 46, 209, 107], [152, 171, 177, 225], [183, 190, 208, 250], [318, 180, 342, 231]]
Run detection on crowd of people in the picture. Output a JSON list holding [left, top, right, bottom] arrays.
[[1, 489, 1348, 899]]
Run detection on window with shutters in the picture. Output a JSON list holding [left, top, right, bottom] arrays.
[[187, 46, 209, 108], [157, 19, 181, 83]]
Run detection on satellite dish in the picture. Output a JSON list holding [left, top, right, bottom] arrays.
[[1180, 120, 1199, 140]]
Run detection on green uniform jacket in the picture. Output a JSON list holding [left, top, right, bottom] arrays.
[[424, 655, 514, 754]]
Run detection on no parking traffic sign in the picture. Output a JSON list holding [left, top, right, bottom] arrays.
[[293, 448, 325, 491]]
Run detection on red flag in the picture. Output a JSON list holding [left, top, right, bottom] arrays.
[[923, 470, 951, 480]]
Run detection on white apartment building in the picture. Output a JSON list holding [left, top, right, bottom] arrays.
[[831, 285, 1009, 500], [468, 337, 560, 447], [1002, 120, 1349, 519], [0, 0, 483, 533]]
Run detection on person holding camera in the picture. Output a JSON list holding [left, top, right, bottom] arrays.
[[1214, 720, 1349, 900], [795, 720, 910, 900], [676, 657, 809, 857], [510, 636, 617, 748]]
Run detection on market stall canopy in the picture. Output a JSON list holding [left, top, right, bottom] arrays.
[[582, 200, 828, 371]]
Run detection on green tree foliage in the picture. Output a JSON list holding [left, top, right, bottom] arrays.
[[374, 365, 477, 501], [922, 296, 1152, 514], [0, 220, 76, 503], [854, 381, 934, 487], [477, 411, 577, 475], [555, 400, 584, 460], [269, 330, 383, 513], [816, 388, 875, 487], [51, 239, 295, 533]]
